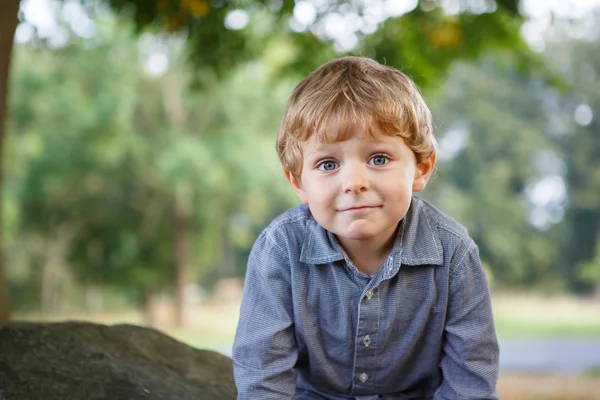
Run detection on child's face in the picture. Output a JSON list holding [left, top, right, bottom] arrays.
[[286, 129, 435, 246]]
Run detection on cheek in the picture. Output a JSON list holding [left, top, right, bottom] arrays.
[[381, 175, 413, 196], [383, 184, 412, 218], [301, 180, 325, 204], [309, 189, 333, 207], [305, 186, 336, 216]]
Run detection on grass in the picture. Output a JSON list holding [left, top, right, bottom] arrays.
[[491, 292, 600, 338], [15, 292, 600, 348], [584, 366, 600, 377]]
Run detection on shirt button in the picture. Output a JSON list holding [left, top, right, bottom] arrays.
[[359, 372, 369, 382], [365, 290, 374, 300], [363, 335, 372, 347]]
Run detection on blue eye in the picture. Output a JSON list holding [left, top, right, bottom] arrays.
[[370, 155, 389, 166], [318, 161, 338, 171]]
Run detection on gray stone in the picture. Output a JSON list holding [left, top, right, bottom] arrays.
[[0, 321, 237, 400]]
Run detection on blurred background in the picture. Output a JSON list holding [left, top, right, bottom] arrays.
[[0, 0, 599, 398]]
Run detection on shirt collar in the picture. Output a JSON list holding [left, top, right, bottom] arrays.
[[299, 197, 444, 267]]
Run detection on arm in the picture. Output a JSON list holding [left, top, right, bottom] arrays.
[[434, 242, 500, 400], [233, 231, 298, 400]]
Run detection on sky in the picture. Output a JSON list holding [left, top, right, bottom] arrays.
[[16, 0, 600, 48], [523, 0, 600, 18], [521, 0, 600, 50]]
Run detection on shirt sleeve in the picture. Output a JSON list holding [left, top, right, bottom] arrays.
[[232, 231, 298, 400], [434, 242, 500, 400]]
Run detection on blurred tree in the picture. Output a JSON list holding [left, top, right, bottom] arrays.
[[425, 18, 600, 293], [7, 20, 298, 324], [543, 33, 600, 293], [426, 58, 563, 288], [103, 0, 526, 82], [8, 26, 151, 315], [0, 0, 541, 320], [0, 0, 20, 321]]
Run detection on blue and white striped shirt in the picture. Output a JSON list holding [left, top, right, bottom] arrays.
[[233, 197, 499, 399]]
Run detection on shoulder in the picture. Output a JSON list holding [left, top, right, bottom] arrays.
[[246, 204, 317, 281], [252, 204, 314, 259], [262, 204, 312, 241], [413, 197, 472, 244], [402, 197, 475, 267], [264, 203, 313, 232]]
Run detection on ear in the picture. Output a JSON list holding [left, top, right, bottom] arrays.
[[285, 171, 309, 204], [412, 153, 437, 192]]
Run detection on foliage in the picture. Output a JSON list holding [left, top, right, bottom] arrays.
[[6, 21, 296, 310], [541, 33, 600, 291], [424, 57, 563, 288], [420, 21, 600, 294], [99, 0, 535, 86], [5, 1, 600, 315], [0, 0, 535, 320]]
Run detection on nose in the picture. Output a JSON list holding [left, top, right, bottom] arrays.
[[342, 163, 370, 194]]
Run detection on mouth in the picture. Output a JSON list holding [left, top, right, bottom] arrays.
[[339, 205, 380, 212]]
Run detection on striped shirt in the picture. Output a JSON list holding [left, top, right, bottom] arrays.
[[233, 196, 499, 399]]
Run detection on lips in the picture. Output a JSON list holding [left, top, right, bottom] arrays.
[[339, 205, 380, 212]]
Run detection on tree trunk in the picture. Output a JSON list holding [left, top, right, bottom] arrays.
[[85, 241, 104, 311], [160, 71, 192, 328], [84, 284, 103, 312], [143, 286, 160, 328], [40, 250, 58, 313], [173, 191, 191, 327], [40, 226, 76, 315], [0, 0, 20, 322], [219, 222, 235, 278]]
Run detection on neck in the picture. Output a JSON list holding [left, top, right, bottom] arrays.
[[336, 224, 399, 275]]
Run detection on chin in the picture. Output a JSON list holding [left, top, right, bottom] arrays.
[[340, 228, 378, 241]]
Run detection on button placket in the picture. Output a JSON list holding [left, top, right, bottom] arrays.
[[353, 283, 380, 393]]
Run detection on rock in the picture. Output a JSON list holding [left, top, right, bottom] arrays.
[[0, 321, 237, 400]]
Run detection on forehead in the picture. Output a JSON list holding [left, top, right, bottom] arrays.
[[302, 128, 404, 154]]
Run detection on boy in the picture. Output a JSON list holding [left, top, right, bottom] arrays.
[[233, 56, 499, 399]]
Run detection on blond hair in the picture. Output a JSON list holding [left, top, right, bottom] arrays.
[[276, 56, 436, 179]]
